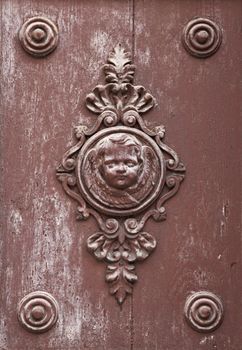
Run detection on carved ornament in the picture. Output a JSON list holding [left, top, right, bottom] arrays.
[[184, 291, 224, 333], [17, 291, 59, 333], [56, 45, 185, 305], [19, 16, 59, 57], [182, 18, 222, 58]]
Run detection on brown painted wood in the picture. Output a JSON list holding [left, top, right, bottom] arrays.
[[1, 1, 241, 349], [133, 1, 242, 349], [1, 1, 134, 349]]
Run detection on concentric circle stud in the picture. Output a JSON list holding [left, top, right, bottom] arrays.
[[184, 291, 224, 333], [182, 18, 222, 58], [19, 17, 59, 57], [17, 291, 59, 333]]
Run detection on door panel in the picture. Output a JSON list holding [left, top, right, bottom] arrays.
[[1, 1, 241, 349], [132, 1, 241, 349]]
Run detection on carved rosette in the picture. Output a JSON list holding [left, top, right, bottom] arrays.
[[182, 18, 222, 58], [184, 291, 224, 333], [56, 45, 185, 305], [17, 291, 59, 333], [19, 17, 59, 57]]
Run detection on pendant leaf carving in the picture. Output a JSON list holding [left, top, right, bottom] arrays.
[[56, 45, 185, 305]]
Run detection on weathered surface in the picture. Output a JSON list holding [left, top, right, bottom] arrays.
[[133, 1, 242, 349], [56, 44, 185, 306], [1, 1, 133, 349], [1, 1, 241, 350]]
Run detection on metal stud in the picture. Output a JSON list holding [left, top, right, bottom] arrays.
[[17, 291, 59, 333], [19, 16, 59, 57]]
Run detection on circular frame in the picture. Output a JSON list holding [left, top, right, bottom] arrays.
[[76, 126, 166, 216]]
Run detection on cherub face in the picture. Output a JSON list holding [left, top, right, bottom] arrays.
[[101, 145, 140, 190]]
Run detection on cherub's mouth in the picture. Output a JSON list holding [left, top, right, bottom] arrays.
[[116, 176, 126, 181]]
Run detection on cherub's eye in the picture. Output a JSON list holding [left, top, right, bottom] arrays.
[[107, 163, 115, 169], [126, 162, 135, 167]]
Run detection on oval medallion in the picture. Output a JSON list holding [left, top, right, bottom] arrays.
[[184, 291, 224, 333], [182, 18, 222, 58], [17, 291, 59, 333], [76, 126, 166, 216], [19, 16, 59, 57]]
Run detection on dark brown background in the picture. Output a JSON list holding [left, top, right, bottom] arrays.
[[1, 1, 241, 349]]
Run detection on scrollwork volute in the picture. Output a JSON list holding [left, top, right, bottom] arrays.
[[56, 45, 186, 305]]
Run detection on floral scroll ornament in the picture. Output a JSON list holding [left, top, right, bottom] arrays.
[[56, 45, 185, 305]]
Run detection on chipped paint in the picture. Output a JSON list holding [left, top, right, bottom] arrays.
[[1, 0, 241, 349], [8, 209, 23, 236]]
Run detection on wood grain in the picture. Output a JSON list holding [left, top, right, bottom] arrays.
[[132, 1, 242, 349], [1, 1, 241, 349], [1, 1, 134, 349]]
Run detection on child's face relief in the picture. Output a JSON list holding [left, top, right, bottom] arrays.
[[101, 145, 140, 190]]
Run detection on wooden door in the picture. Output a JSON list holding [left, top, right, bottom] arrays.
[[1, 1, 241, 349]]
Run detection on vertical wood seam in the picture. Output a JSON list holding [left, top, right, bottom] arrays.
[[131, 1, 135, 349]]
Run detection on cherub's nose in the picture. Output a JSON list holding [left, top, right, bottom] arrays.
[[116, 163, 126, 173]]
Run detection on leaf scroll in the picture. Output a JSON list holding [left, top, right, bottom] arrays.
[[106, 263, 137, 305]]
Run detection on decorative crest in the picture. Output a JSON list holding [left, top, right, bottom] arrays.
[[56, 45, 185, 305]]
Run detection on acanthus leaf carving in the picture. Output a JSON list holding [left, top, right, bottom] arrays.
[[106, 263, 137, 305], [86, 44, 155, 119], [104, 44, 135, 84], [56, 44, 186, 305]]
